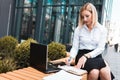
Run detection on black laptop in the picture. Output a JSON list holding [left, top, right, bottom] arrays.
[[30, 43, 61, 73]]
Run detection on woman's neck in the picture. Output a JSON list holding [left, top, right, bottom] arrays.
[[87, 24, 93, 31]]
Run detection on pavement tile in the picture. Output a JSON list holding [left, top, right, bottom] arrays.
[[103, 46, 120, 80]]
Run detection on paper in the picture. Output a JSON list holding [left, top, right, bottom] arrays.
[[42, 70, 82, 80], [58, 65, 87, 76]]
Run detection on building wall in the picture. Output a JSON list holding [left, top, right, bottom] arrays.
[[107, 0, 120, 45], [0, 0, 13, 38]]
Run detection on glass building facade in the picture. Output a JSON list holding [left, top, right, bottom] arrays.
[[11, 0, 105, 45]]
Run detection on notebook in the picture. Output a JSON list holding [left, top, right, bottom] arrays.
[[30, 43, 61, 73], [58, 65, 87, 76]]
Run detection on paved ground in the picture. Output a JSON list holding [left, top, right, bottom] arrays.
[[103, 45, 120, 80]]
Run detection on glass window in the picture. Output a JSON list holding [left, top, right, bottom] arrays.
[[13, 0, 103, 44], [14, 0, 37, 41], [40, 0, 103, 44]]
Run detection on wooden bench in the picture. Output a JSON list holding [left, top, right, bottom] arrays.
[[0, 67, 87, 80]]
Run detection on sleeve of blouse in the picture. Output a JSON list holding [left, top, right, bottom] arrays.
[[70, 27, 80, 58], [89, 26, 107, 58]]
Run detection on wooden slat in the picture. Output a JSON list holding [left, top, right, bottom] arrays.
[[82, 73, 87, 80], [6, 71, 36, 80], [0, 67, 87, 80], [20, 69, 43, 78], [0, 76, 10, 80], [0, 73, 23, 80], [23, 67, 51, 77], [13, 70, 38, 80]]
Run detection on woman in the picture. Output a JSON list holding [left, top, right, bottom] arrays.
[[66, 3, 114, 80]]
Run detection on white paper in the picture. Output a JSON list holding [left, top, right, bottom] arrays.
[[58, 65, 87, 76], [42, 70, 82, 80]]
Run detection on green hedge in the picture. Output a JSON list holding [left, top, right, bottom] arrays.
[[0, 36, 67, 73], [0, 36, 18, 54], [0, 57, 17, 73], [14, 38, 37, 68], [48, 42, 66, 61]]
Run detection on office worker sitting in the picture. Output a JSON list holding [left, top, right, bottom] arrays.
[[65, 3, 114, 80]]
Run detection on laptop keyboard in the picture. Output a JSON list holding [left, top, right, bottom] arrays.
[[45, 62, 61, 73], [48, 62, 58, 68], [49, 62, 66, 67]]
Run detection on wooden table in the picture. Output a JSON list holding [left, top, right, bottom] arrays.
[[0, 67, 87, 80]]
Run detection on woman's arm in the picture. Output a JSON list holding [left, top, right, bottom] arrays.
[[69, 27, 80, 59], [88, 26, 107, 58]]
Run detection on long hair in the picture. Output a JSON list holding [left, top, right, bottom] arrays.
[[78, 3, 98, 27]]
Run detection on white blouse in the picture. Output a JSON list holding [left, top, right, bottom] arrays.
[[70, 23, 107, 58]]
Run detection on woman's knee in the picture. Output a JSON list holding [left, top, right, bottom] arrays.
[[100, 66, 110, 74], [100, 66, 111, 80], [100, 61, 111, 75], [89, 69, 99, 75], [88, 69, 99, 80], [100, 66, 111, 76]]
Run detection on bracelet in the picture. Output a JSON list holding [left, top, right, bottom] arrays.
[[83, 55, 88, 59]]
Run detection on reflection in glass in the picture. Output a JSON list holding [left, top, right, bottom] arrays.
[[42, 0, 80, 44], [14, 0, 103, 44], [41, 0, 103, 44], [24, 0, 37, 7], [15, 0, 37, 41]]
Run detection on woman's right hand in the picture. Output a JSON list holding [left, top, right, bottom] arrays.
[[65, 57, 74, 66]]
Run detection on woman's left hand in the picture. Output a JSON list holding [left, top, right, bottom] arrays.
[[75, 56, 87, 69]]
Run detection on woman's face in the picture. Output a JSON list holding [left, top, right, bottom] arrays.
[[81, 10, 92, 26]]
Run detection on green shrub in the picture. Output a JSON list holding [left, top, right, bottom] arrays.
[[48, 42, 66, 61], [14, 38, 37, 69], [0, 36, 18, 73], [0, 36, 18, 54], [0, 53, 5, 60], [0, 57, 17, 73]]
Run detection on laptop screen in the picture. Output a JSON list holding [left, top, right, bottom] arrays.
[[30, 43, 48, 71]]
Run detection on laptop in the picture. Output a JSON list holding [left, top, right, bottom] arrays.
[[30, 43, 61, 73]]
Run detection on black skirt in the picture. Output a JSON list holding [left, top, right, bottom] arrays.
[[75, 49, 115, 80]]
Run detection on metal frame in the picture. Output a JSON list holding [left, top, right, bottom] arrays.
[[11, 0, 105, 44]]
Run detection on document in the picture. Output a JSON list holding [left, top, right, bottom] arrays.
[[42, 70, 82, 80], [58, 65, 87, 76]]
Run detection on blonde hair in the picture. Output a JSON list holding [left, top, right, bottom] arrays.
[[78, 3, 98, 27]]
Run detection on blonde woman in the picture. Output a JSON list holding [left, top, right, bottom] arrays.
[[66, 3, 114, 80]]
